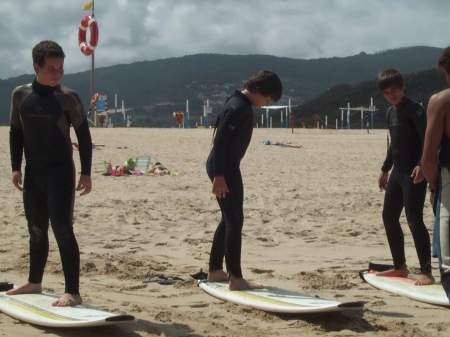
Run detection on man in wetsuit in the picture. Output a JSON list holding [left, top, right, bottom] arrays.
[[376, 68, 434, 285], [206, 70, 282, 290], [8, 40, 92, 306], [422, 46, 450, 299]]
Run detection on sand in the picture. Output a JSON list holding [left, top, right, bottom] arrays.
[[0, 126, 448, 337]]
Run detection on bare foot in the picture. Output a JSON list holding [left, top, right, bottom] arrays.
[[229, 276, 264, 291], [376, 265, 409, 278], [52, 293, 82, 307], [207, 270, 228, 282], [415, 273, 435, 286], [6, 282, 42, 295]]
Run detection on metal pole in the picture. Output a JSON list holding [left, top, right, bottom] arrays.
[[90, 0, 96, 126]]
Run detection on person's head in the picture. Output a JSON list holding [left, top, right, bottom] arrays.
[[438, 46, 450, 86], [32, 40, 65, 87], [244, 70, 283, 108], [376, 68, 405, 106]]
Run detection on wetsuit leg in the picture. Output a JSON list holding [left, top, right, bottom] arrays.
[[401, 172, 431, 274], [382, 167, 406, 269], [206, 160, 226, 273], [207, 163, 244, 278], [47, 162, 80, 295], [209, 216, 226, 272], [23, 168, 50, 285]]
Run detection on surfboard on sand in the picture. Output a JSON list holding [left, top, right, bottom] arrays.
[[198, 280, 364, 314], [359, 263, 450, 307], [0, 291, 135, 328]]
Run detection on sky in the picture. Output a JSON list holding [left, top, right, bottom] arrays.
[[1, 0, 450, 79]]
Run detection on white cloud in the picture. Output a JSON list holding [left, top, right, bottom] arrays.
[[1, 0, 449, 79]]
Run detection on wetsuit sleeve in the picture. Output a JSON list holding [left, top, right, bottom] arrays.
[[381, 106, 393, 172], [212, 105, 237, 176], [9, 88, 24, 172], [74, 119, 92, 176], [411, 104, 427, 165], [381, 143, 393, 173], [10, 124, 23, 172]]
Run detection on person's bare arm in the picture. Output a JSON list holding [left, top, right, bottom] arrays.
[[422, 91, 449, 193]]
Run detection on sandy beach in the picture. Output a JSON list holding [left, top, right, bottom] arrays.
[[0, 125, 448, 337]]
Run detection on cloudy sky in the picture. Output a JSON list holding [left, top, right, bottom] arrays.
[[1, 0, 449, 79]]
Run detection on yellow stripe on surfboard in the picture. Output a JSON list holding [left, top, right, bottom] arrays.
[[208, 283, 325, 308], [1, 296, 80, 322]]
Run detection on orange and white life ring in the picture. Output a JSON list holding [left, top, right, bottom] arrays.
[[78, 15, 98, 56], [91, 92, 99, 105]]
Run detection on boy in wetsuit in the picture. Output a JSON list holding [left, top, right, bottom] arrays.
[[376, 68, 434, 285], [206, 70, 283, 290], [8, 40, 92, 306], [422, 46, 450, 299]]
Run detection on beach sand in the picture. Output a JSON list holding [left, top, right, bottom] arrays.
[[0, 126, 448, 337]]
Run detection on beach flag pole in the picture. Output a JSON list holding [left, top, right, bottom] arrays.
[[90, 1, 95, 127], [347, 102, 350, 129], [288, 99, 291, 129], [81, 1, 96, 126]]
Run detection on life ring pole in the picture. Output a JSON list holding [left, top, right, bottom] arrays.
[[90, 1, 95, 126], [82, 1, 96, 126]]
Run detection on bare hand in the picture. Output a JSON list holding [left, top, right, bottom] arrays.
[[76, 175, 92, 196], [12, 171, 23, 192], [212, 176, 229, 199], [378, 171, 388, 191], [429, 191, 435, 205], [411, 166, 424, 184]]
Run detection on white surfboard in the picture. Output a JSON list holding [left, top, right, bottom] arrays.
[[198, 281, 364, 313], [360, 269, 450, 307], [0, 292, 135, 327]]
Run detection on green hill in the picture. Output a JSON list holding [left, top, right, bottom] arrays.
[[0, 46, 444, 127], [292, 68, 448, 129]]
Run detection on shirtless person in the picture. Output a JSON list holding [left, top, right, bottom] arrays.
[[422, 46, 450, 299], [206, 70, 282, 290], [8, 40, 92, 306], [376, 68, 434, 285]]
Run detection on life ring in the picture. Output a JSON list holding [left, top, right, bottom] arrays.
[[91, 92, 99, 105], [78, 15, 98, 56]]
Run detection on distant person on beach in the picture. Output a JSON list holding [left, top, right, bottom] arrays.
[[148, 162, 171, 175], [376, 68, 434, 285], [206, 70, 283, 290], [364, 115, 370, 133], [273, 140, 301, 148], [8, 40, 92, 306], [422, 46, 450, 299]]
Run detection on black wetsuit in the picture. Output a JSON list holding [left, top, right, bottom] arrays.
[[381, 97, 431, 274], [206, 90, 253, 278], [9, 80, 92, 295]]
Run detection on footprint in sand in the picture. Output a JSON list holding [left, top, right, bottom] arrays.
[[251, 268, 274, 275]]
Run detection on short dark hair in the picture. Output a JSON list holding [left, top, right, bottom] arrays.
[[244, 70, 283, 102], [32, 40, 65, 67], [376, 68, 404, 92], [438, 46, 450, 73]]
